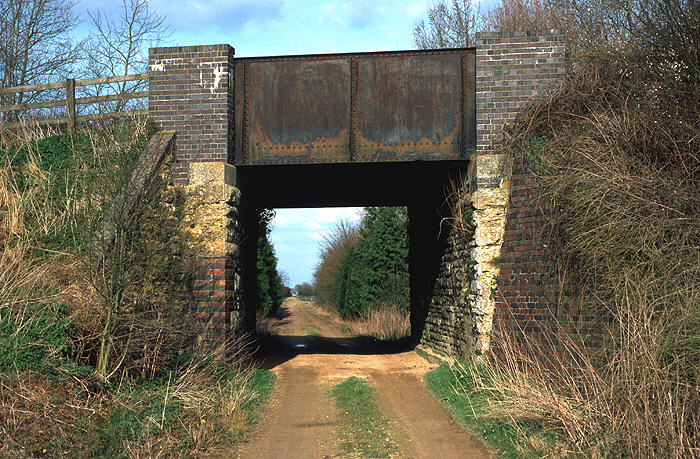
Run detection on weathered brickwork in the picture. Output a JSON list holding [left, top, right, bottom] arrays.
[[149, 44, 235, 184], [149, 46, 241, 352], [420, 31, 566, 358], [475, 30, 566, 155], [191, 258, 237, 349], [181, 162, 242, 351], [494, 160, 604, 356]]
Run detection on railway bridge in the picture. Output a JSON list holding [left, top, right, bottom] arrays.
[[147, 31, 565, 356]]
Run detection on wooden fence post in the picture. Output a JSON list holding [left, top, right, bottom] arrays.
[[66, 78, 76, 133]]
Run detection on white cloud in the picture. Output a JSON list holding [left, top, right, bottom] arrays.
[[407, 1, 427, 17], [307, 231, 326, 241], [302, 220, 323, 230], [150, 0, 283, 31], [268, 207, 363, 286], [313, 207, 363, 223], [316, 0, 383, 28]]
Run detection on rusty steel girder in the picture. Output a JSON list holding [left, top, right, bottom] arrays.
[[233, 49, 475, 165]]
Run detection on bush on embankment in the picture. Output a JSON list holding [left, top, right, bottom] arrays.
[[472, 41, 699, 459], [334, 207, 409, 319], [0, 122, 274, 456], [314, 220, 358, 308]]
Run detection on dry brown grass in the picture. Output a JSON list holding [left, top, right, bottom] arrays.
[[256, 310, 281, 335], [0, 338, 267, 457], [0, 120, 274, 456], [440, 171, 474, 239], [472, 59, 700, 457], [342, 304, 410, 341]]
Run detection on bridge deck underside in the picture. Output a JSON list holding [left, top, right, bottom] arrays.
[[237, 160, 467, 343]]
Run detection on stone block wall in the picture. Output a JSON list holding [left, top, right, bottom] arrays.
[[149, 45, 242, 352], [420, 231, 471, 356], [420, 31, 566, 358]]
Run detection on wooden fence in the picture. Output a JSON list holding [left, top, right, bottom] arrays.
[[0, 73, 149, 131]]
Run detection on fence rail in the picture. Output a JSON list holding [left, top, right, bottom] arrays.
[[0, 73, 150, 131]]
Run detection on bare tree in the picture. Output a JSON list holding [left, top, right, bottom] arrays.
[[0, 0, 82, 118], [483, 0, 566, 32], [413, 0, 482, 49], [82, 0, 169, 113], [278, 270, 290, 287]]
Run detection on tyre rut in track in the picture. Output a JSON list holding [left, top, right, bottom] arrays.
[[238, 299, 491, 458]]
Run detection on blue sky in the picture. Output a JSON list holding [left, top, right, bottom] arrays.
[[268, 207, 363, 287], [73, 0, 438, 56], [72, 0, 495, 287]]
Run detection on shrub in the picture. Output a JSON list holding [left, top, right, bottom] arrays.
[[1, 120, 199, 380], [294, 282, 315, 297], [313, 220, 358, 308], [335, 207, 408, 318], [256, 209, 283, 316]]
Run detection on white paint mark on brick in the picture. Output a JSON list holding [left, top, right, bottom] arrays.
[[211, 66, 223, 93], [195, 63, 224, 93]]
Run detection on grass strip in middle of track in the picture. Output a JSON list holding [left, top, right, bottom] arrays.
[[329, 377, 397, 458]]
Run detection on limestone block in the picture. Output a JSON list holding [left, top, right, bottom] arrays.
[[183, 161, 241, 258], [472, 288, 496, 316], [473, 209, 507, 246], [189, 161, 225, 185], [471, 245, 502, 265], [189, 181, 240, 205], [472, 187, 509, 209], [474, 153, 503, 179]]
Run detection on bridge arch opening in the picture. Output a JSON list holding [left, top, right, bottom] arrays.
[[238, 160, 467, 345]]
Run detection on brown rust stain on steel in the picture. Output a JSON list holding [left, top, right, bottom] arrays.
[[353, 54, 464, 161], [246, 58, 351, 164], [353, 124, 460, 161], [249, 122, 350, 163], [235, 48, 475, 165]]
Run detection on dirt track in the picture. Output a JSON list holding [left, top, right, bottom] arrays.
[[237, 299, 491, 458]]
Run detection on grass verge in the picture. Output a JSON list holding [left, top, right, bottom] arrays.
[[0, 124, 277, 456], [0, 364, 275, 457], [329, 377, 397, 458], [424, 362, 565, 458]]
